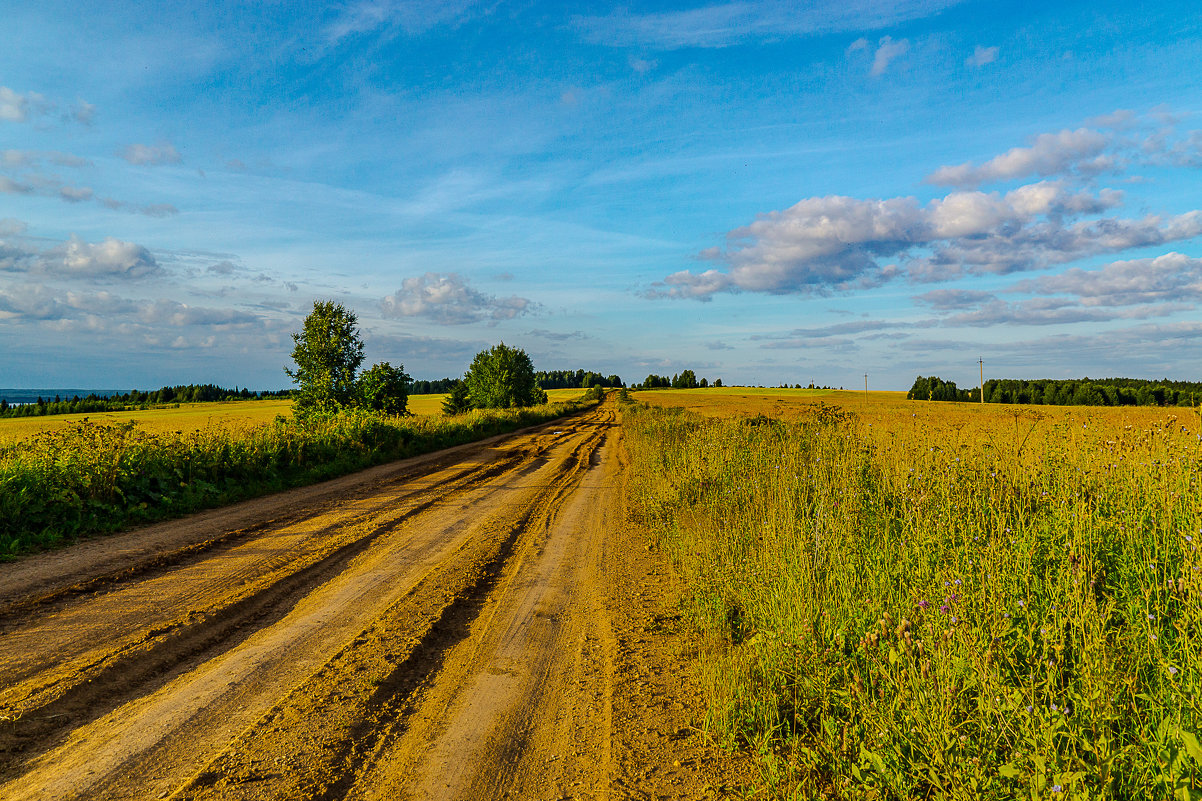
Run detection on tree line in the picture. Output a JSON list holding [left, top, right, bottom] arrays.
[[410, 369, 623, 395], [908, 375, 1202, 407], [638, 369, 722, 389], [0, 385, 290, 418]]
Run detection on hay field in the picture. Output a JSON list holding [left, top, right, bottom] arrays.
[[625, 388, 1202, 798], [0, 387, 589, 444]]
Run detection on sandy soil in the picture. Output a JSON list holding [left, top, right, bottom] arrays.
[[0, 401, 752, 800]]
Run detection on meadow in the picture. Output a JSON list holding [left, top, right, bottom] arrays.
[[0, 388, 594, 558], [624, 388, 1202, 799]]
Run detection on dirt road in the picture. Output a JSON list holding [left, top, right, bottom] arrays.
[[0, 404, 748, 800]]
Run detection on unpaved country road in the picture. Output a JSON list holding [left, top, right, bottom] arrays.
[[0, 403, 748, 800]]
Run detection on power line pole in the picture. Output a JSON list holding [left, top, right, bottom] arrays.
[[864, 373, 868, 400], [979, 357, 985, 404]]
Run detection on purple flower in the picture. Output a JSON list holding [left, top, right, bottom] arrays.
[[918, 600, 930, 609], [939, 605, 950, 614]]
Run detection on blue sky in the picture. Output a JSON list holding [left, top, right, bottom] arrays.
[[2, 0, 1201, 390]]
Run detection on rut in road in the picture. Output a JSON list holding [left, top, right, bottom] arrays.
[[0, 406, 625, 801]]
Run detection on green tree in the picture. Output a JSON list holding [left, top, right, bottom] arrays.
[[464, 343, 548, 409], [285, 300, 365, 416], [442, 380, 472, 416], [357, 361, 412, 415]]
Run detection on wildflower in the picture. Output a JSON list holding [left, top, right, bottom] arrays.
[[1017, 600, 1024, 607], [953, 578, 962, 586], [1147, 613, 1155, 621], [1052, 784, 1063, 793], [939, 605, 950, 614], [1170, 666, 1179, 676], [918, 600, 930, 609]]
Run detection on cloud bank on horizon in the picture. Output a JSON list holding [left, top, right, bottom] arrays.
[[1, 0, 1201, 389]]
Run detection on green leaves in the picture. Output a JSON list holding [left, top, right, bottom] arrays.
[[463, 343, 547, 409]]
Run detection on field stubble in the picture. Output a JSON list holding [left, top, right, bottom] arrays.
[[626, 388, 1202, 799]]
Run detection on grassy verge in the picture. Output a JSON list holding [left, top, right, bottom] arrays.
[[622, 399, 1202, 799], [0, 399, 594, 559]]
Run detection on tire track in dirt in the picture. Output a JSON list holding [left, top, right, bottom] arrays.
[[0, 408, 614, 800], [0, 402, 755, 800]]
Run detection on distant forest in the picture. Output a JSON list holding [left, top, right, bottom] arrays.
[[0, 385, 290, 418], [908, 375, 1202, 407]]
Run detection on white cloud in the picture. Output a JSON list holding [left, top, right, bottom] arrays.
[[380, 272, 538, 324], [44, 235, 162, 279], [0, 86, 51, 123], [650, 179, 1201, 298], [1014, 252, 1202, 307], [964, 45, 997, 67], [927, 128, 1110, 187], [121, 142, 183, 166], [871, 36, 909, 76]]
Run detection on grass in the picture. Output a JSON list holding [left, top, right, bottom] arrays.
[[623, 391, 1202, 799], [0, 392, 596, 559]]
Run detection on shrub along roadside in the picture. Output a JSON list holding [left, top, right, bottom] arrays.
[[0, 398, 595, 559], [621, 399, 1202, 799]]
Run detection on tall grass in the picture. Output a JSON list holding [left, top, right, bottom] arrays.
[[0, 400, 593, 558], [623, 400, 1202, 799]]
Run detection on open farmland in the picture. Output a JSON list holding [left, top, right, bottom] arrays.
[[627, 389, 1202, 798], [0, 388, 588, 444]]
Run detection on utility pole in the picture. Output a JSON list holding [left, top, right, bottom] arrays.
[[979, 357, 985, 404], [864, 373, 868, 400]]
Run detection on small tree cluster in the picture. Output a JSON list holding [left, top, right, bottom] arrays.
[[640, 370, 717, 389], [464, 343, 548, 409], [286, 300, 411, 417]]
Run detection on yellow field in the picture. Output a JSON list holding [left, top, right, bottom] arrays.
[[0, 387, 592, 444], [625, 386, 1202, 797]]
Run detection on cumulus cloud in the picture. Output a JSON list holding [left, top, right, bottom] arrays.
[[30, 235, 163, 279], [380, 272, 538, 325], [1013, 252, 1202, 306], [871, 36, 909, 75], [651, 180, 1164, 298], [927, 128, 1110, 187], [0, 86, 53, 123], [121, 142, 182, 166], [965, 45, 998, 67]]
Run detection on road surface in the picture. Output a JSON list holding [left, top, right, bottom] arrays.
[[0, 403, 746, 800]]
